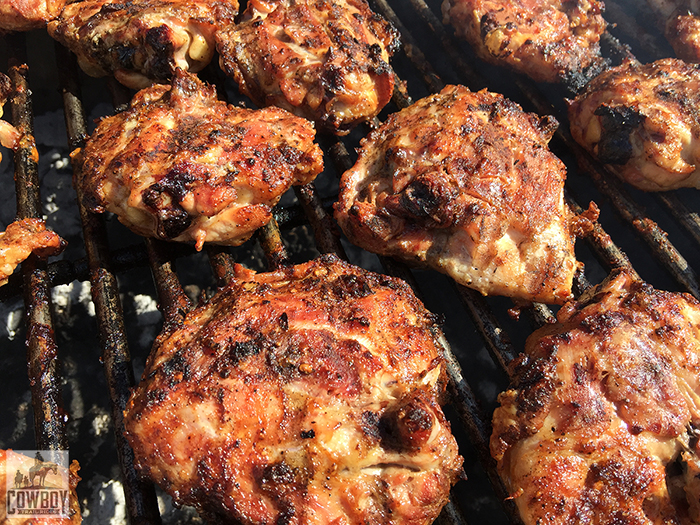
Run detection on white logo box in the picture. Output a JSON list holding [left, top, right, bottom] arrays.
[[4, 450, 70, 520]]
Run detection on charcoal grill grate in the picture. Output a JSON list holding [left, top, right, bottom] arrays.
[[2, 1, 700, 524], [6, 33, 67, 452]]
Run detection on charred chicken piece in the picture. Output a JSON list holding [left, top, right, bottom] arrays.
[[48, 0, 238, 90], [491, 269, 700, 525], [217, 0, 399, 135], [0, 450, 82, 524], [0, 72, 20, 164], [124, 254, 463, 525], [0, 219, 66, 286], [0, 0, 65, 32], [646, 0, 700, 63], [442, 0, 608, 87], [569, 58, 700, 191], [335, 84, 590, 304], [76, 70, 323, 250]]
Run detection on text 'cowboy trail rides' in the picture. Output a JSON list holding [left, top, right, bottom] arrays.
[[3, 450, 70, 519]]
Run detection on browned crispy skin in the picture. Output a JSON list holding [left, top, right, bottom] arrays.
[[0, 450, 81, 524], [48, 0, 238, 89], [491, 269, 700, 525], [335, 84, 584, 304], [0, 219, 66, 286], [0, 0, 66, 31], [646, 0, 700, 63], [569, 58, 700, 191], [76, 70, 323, 250], [217, 0, 399, 135], [124, 254, 463, 525], [442, 0, 607, 86]]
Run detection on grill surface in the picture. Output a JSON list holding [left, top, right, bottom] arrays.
[[1, 1, 700, 524]]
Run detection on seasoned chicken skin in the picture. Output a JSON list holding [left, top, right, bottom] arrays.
[[569, 58, 700, 191], [48, 0, 238, 90], [123, 254, 463, 525], [76, 70, 323, 250], [0, 219, 66, 286], [0, 0, 65, 31], [217, 0, 399, 135], [442, 0, 608, 86], [0, 450, 81, 524], [646, 0, 700, 63], [335, 85, 587, 304], [491, 269, 700, 525]]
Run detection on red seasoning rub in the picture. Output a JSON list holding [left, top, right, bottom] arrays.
[[335, 84, 592, 304], [48, 0, 239, 89], [124, 254, 463, 525], [217, 0, 399, 135], [442, 0, 607, 86], [75, 70, 323, 250], [492, 269, 700, 525]]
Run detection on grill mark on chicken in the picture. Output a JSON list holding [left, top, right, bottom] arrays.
[[217, 0, 399, 135], [491, 269, 700, 524], [75, 70, 323, 250], [48, 0, 238, 89], [335, 84, 592, 304], [569, 58, 700, 191], [124, 254, 463, 524], [442, 0, 608, 87]]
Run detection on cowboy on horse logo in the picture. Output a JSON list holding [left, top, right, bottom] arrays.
[[11, 452, 58, 489], [4, 450, 69, 519]]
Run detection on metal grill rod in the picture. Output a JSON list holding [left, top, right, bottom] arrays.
[[56, 41, 162, 525], [605, 0, 672, 60], [6, 33, 67, 451], [656, 192, 700, 247]]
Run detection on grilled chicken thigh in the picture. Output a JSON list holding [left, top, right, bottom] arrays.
[[0, 0, 65, 31], [48, 0, 238, 89], [569, 58, 700, 191], [124, 254, 463, 525], [646, 0, 700, 63], [0, 219, 66, 286], [442, 0, 608, 87], [335, 84, 591, 304], [491, 269, 700, 525], [217, 0, 399, 135], [76, 70, 323, 250]]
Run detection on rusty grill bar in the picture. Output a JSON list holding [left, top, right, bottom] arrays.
[[6, 34, 67, 452], [2, 0, 700, 524]]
